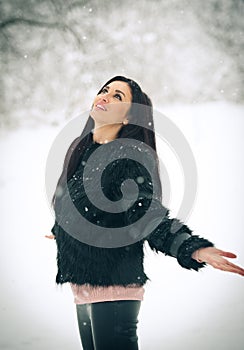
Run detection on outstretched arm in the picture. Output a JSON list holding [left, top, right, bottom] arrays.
[[123, 149, 244, 276]]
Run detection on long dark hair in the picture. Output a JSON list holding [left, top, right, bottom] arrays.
[[51, 76, 162, 209]]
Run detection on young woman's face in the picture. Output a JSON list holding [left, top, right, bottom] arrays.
[[90, 81, 132, 127]]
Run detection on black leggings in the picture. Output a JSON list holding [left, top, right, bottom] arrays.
[[76, 300, 141, 350]]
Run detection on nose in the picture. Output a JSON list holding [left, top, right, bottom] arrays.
[[102, 94, 109, 103], [97, 95, 109, 105]]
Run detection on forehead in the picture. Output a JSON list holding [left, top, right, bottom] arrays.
[[105, 81, 132, 100]]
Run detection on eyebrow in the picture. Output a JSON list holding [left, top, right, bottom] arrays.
[[104, 85, 126, 98]]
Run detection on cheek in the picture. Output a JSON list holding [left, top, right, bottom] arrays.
[[110, 104, 129, 118], [93, 97, 98, 106]]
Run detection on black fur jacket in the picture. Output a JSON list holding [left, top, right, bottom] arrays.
[[51, 135, 214, 287]]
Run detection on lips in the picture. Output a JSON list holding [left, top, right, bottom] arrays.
[[95, 104, 107, 111]]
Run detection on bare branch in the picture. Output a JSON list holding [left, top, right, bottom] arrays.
[[0, 17, 82, 48]]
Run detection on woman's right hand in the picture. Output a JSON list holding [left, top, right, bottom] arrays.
[[45, 234, 56, 240]]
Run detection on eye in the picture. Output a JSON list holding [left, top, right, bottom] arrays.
[[101, 88, 108, 94], [114, 93, 122, 101]]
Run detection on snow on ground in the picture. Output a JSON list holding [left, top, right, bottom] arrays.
[[0, 102, 244, 350]]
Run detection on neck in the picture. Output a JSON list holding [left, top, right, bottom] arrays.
[[92, 123, 123, 144]]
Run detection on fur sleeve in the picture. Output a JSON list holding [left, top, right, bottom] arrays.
[[121, 147, 214, 271], [146, 214, 214, 271]]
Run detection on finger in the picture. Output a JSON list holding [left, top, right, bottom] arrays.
[[224, 266, 244, 276], [225, 261, 244, 274], [45, 235, 55, 239], [219, 251, 237, 259], [211, 262, 244, 276], [223, 252, 237, 259]]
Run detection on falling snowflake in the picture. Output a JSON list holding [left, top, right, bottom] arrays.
[[136, 176, 144, 184]]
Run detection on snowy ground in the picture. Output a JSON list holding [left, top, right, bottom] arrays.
[[0, 102, 244, 350]]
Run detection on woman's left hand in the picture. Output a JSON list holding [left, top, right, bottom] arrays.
[[45, 234, 56, 240], [192, 247, 244, 276]]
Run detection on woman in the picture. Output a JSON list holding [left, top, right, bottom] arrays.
[[46, 76, 244, 350]]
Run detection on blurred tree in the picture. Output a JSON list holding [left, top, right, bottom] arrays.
[[1, 0, 243, 129]]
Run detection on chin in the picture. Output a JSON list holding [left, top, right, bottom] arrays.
[[90, 111, 102, 122]]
